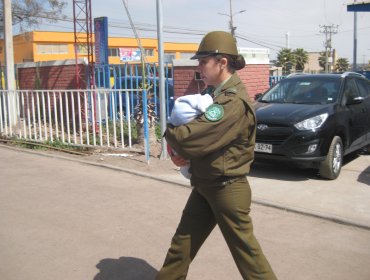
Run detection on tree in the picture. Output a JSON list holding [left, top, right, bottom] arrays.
[[318, 51, 327, 71], [0, 0, 66, 32], [318, 51, 334, 72], [334, 58, 349, 72], [293, 48, 308, 72], [275, 48, 296, 75]]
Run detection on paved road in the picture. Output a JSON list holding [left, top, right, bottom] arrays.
[[1, 146, 370, 280]]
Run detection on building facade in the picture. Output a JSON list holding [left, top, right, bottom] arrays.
[[0, 31, 198, 64]]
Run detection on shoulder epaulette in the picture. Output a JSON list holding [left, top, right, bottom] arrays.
[[224, 87, 237, 95]]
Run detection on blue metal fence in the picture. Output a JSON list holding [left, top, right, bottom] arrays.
[[94, 63, 174, 120], [269, 75, 286, 87]]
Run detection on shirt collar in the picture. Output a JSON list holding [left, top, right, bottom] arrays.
[[213, 75, 232, 98]]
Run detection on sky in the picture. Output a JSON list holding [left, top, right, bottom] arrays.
[[34, 0, 370, 63]]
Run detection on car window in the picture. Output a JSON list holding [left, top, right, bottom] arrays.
[[261, 77, 340, 104], [342, 78, 360, 105], [261, 81, 289, 102], [356, 78, 370, 98]]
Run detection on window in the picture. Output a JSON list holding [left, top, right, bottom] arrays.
[[37, 44, 68, 54], [144, 48, 154, 57], [342, 78, 360, 105], [108, 48, 120, 57], [356, 78, 370, 98], [164, 52, 176, 63], [77, 45, 88, 54]]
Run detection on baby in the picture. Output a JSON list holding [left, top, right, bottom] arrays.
[[168, 93, 213, 179]]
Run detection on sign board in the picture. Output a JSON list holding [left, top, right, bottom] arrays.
[[94, 17, 109, 65], [119, 48, 141, 62], [238, 47, 270, 65]]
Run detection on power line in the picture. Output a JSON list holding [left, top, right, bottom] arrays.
[[9, 11, 323, 54], [235, 34, 281, 51]]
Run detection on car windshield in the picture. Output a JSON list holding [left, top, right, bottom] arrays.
[[261, 77, 341, 104]]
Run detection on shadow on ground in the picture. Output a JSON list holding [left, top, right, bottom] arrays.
[[358, 165, 370, 186], [94, 257, 158, 280], [250, 151, 365, 181], [250, 161, 318, 181]]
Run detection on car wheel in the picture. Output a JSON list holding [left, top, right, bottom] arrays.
[[319, 136, 343, 180]]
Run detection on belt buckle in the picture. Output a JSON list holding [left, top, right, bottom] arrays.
[[221, 179, 231, 186]]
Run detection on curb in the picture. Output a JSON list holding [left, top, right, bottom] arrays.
[[2, 144, 370, 231]]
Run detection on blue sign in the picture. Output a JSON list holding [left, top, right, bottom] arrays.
[[94, 17, 109, 65]]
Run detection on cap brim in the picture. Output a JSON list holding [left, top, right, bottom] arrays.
[[190, 53, 212, 60]]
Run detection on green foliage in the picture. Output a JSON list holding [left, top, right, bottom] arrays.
[[155, 122, 162, 140], [275, 48, 296, 75], [10, 0, 67, 30], [83, 118, 138, 145], [293, 48, 309, 71], [11, 138, 86, 151], [318, 51, 331, 71], [334, 58, 349, 72], [275, 48, 309, 74], [12, 139, 44, 150]]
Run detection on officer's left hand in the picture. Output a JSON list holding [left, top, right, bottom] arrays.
[[167, 144, 188, 166], [171, 155, 188, 167]]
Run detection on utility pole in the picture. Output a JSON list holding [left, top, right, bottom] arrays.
[[320, 24, 338, 73], [4, 0, 17, 127], [285, 32, 290, 49], [229, 0, 236, 37], [218, 0, 245, 40], [156, 0, 168, 160], [353, 0, 358, 71]]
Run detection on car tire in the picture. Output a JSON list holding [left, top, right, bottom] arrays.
[[366, 144, 370, 154], [319, 136, 343, 180]]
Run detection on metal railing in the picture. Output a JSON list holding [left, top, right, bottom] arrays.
[[269, 75, 286, 87], [0, 88, 150, 160]]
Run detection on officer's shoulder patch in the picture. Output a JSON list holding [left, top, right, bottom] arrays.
[[205, 104, 224, 122]]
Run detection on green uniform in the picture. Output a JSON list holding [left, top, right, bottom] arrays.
[[156, 73, 277, 280]]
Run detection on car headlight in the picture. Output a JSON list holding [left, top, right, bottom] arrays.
[[294, 113, 328, 131]]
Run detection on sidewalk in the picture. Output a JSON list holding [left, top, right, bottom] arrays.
[[2, 143, 370, 229], [2, 144, 370, 280]]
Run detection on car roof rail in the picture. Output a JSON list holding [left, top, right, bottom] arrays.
[[286, 72, 309, 78], [341, 71, 365, 78]]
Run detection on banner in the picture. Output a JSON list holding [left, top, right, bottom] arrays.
[[119, 48, 141, 62]]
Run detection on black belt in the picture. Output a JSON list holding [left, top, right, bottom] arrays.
[[192, 175, 246, 187], [219, 175, 246, 186]]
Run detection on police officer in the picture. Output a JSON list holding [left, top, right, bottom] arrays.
[[156, 31, 277, 280]]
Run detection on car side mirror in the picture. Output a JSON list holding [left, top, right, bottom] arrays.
[[346, 96, 364, 105], [254, 93, 263, 101]]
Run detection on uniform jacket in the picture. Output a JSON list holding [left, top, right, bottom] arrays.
[[165, 73, 256, 185]]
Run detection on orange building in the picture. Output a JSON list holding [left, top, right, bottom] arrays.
[[0, 31, 198, 64]]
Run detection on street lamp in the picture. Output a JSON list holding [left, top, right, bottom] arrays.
[[218, 0, 246, 38]]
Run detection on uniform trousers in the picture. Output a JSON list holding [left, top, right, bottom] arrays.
[[156, 177, 277, 280]]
